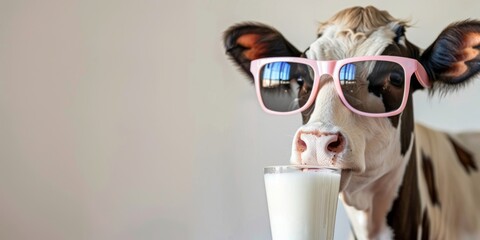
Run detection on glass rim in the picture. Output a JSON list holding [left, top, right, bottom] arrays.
[[264, 165, 341, 174]]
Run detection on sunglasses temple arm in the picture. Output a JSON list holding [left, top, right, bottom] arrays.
[[415, 62, 432, 88], [250, 60, 259, 76]]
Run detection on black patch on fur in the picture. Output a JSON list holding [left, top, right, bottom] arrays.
[[380, 44, 420, 131], [386, 68, 421, 238], [421, 209, 430, 240], [448, 136, 478, 174], [399, 94, 414, 155], [421, 151, 441, 207], [394, 25, 406, 43], [385, 40, 425, 239], [386, 144, 421, 240]]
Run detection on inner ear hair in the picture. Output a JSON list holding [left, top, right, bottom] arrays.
[[223, 22, 302, 81], [420, 20, 480, 93], [445, 31, 480, 80], [223, 23, 275, 79]]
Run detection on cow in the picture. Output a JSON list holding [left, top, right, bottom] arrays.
[[223, 6, 480, 240]]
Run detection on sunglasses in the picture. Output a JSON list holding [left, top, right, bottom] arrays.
[[250, 56, 431, 117]]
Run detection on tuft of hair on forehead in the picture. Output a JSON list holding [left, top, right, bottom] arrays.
[[318, 6, 409, 35]]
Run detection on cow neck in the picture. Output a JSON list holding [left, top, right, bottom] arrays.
[[342, 96, 421, 239], [386, 96, 422, 239]]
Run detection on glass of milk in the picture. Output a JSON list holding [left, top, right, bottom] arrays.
[[264, 165, 341, 240]]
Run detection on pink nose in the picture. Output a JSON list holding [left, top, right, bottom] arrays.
[[295, 131, 345, 165]]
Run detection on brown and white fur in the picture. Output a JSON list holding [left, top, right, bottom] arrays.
[[224, 6, 480, 240]]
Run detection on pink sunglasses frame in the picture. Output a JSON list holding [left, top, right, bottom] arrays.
[[250, 55, 432, 117]]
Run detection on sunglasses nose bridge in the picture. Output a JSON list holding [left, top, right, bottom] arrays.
[[307, 61, 338, 108], [316, 60, 337, 78]]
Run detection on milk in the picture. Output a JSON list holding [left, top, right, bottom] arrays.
[[264, 166, 340, 240]]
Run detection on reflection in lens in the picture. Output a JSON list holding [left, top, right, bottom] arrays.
[[339, 60, 405, 114], [259, 62, 314, 112]]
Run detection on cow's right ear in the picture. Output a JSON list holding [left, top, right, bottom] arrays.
[[223, 23, 302, 81]]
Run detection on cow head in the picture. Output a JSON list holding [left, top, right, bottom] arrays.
[[224, 5, 480, 237]]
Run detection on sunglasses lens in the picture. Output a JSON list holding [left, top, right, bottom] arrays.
[[259, 61, 314, 112], [339, 60, 405, 114]]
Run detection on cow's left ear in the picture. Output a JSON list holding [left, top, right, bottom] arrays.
[[420, 20, 480, 91]]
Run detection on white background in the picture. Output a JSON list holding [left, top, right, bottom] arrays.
[[1, 0, 479, 239]]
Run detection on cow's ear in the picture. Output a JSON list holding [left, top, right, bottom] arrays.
[[223, 22, 302, 81], [420, 20, 480, 92]]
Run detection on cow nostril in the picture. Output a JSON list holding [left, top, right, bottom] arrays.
[[297, 138, 307, 152], [327, 134, 344, 153]]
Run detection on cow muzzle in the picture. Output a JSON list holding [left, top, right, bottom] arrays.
[[291, 127, 356, 192], [293, 129, 346, 166]]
